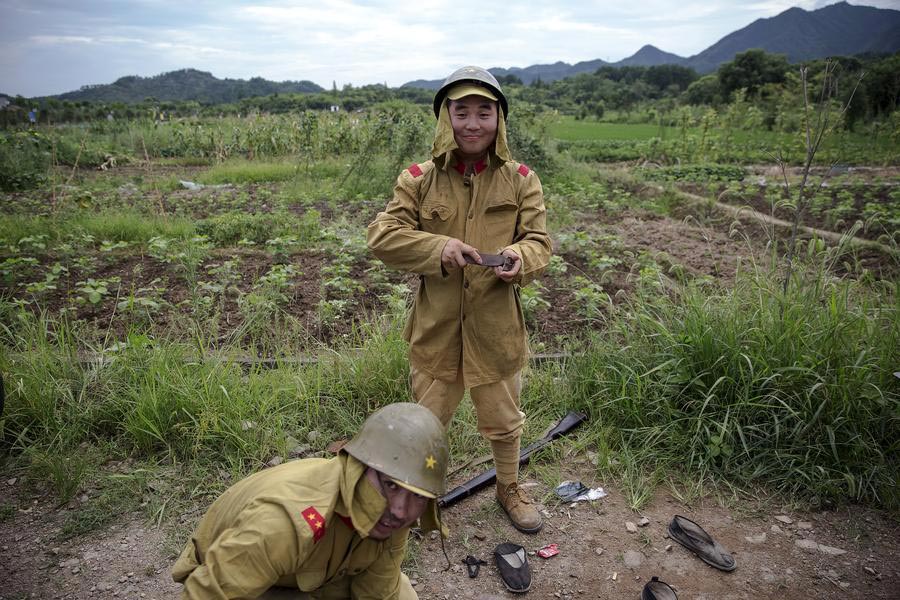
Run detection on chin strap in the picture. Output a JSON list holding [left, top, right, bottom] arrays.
[[437, 504, 451, 571]]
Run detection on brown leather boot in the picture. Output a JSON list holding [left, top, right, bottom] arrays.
[[497, 481, 543, 533]]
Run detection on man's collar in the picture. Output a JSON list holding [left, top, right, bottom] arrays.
[[452, 158, 488, 176]]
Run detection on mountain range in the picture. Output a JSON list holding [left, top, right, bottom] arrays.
[[403, 1, 900, 88], [32, 1, 900, 103]]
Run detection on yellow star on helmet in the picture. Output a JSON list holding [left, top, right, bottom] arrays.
[[425, 455, 437, 470]]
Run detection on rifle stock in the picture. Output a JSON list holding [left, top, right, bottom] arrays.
[[438, 410, 587, 508]]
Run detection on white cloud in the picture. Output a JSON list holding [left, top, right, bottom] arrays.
[[514, 15, 636, 36], [30, 35, 95, 44], [4, 0, 897, 96], [742, 0, 824, 11]]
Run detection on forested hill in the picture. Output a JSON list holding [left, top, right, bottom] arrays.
[[687, 1, 900, 73], [54, 69, 324, 104], [404, 1, 900, 88]]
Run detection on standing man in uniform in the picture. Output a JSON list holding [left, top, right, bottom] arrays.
[[367, 66, 552, 533], [172, 403, 448, 599]]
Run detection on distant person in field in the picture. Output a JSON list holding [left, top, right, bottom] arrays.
[[367, 66, 552, 534], [172, 403, 448, 599]]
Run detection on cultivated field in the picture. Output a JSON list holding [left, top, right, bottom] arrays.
[[1, 109, 897, 598]]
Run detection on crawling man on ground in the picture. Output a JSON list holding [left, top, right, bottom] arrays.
[[172, 403, 448, 599]]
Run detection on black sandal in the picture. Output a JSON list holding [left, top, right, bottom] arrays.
[[463, 555, 486, 578], [668, 515, 736, 572], [641, 576, 677, 600]]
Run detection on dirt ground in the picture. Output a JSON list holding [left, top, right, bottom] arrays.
[[2, 455, 898, 600]]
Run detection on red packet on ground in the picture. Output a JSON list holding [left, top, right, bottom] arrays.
[[537, 543, 559, 558]]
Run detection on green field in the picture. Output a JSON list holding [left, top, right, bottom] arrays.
[[548, 119, 677, 141], [0, 105, 897, 557], [547, 115, 898, 165]]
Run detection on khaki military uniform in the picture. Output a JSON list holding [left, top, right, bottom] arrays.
[[172, 455, 416, 600], [367, 155, 551, 388], [367, 101, 552, 486]]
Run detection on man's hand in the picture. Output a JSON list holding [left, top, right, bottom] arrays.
[[441, 238, 481, 271], [494, 249, 521, 282]]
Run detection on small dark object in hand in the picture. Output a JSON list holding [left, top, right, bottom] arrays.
[[465, 253, 515, 271]]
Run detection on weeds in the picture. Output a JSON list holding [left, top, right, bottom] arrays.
[[569, 264, 898, 507]]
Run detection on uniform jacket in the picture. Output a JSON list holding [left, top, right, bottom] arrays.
[[172, 455, 409, 599], [367, 129, 552, 387]]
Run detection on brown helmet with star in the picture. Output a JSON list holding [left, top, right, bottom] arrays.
[[343, 403, 449, 498]]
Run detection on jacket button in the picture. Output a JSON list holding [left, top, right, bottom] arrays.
[[468, 213, 474, 219], [464, 280, 469, 288]]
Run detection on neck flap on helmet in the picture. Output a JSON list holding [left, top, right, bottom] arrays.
[[430, 101, 512, 168]]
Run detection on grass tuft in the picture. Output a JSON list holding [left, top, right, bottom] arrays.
[[198, 161, 299, 185]]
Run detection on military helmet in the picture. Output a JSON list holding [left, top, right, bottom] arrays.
[[433, 65, 509, 120], [343, 403, 448, 499]]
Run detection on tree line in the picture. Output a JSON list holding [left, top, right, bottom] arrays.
[[2, 50, 897, 129]]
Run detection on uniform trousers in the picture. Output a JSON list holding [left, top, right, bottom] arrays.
[[411, 364, 525, 484]]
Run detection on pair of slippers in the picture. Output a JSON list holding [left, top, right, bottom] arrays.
[[465, 543, 531, 593], [488, 515, 733, 595]]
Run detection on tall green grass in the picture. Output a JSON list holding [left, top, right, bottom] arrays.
[[0, 210, 194, 247], [568, 268, 899, 507], [2, 264, 897, 509], [197, 161, 300, 185], [0, 311, 412, 465]]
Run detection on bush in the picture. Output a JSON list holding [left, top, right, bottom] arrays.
[[0, 130, 51, 191], [196, 210, 321, 246]]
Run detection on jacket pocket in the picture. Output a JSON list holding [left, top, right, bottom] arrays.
[[421, 200, 456, 222], [483, 197, 518, 244], [420, 199, 457, 235], [485, 197, 518, 213]]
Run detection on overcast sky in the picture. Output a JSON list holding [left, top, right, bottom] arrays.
[[1, 0, 896, 97]]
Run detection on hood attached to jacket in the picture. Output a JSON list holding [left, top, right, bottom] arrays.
[[339, 454, 445, 537], [430, 101, 512, 167]]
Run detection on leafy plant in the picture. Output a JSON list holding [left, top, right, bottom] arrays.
[[572, 276, 609, 321], [520, 282, 551, 325], [76, 277, 117, 304]]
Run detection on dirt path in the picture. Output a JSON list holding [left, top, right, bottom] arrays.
[[3, 462, 897, 600]]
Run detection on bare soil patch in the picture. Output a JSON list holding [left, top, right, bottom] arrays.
[[2, 461, 898, 600]]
